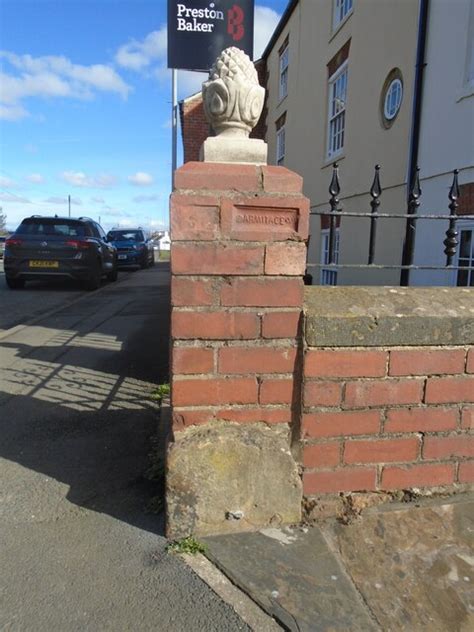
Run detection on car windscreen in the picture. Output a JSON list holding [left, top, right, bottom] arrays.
[[16, 219, 91, 237], [107, 231, 143, 242]]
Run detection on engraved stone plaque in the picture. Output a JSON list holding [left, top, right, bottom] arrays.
[[220, 198, 309, 242], [232, 206, 298, 233]]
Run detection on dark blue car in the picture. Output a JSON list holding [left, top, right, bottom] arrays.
[[106, 228, 154, 269]]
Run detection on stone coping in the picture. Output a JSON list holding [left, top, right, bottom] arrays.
[[304, 286, 474, 347]]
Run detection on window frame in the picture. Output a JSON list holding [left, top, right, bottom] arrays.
[[276, 125, 286, 166], [327, 61, 348, 159], [455, 221, 474, 287], [384, 78, 403, 121], [279, 43, 289, 101], [333, 0, 353, 30], [320, 228, 340, 285]]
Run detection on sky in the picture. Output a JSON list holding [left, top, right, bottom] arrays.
[[0, 0, 288, 232]]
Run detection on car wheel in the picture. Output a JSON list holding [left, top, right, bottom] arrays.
[[5, 276, 25, 289], [85, 261, 102, 291]]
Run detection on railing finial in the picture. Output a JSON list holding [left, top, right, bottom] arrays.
[[370, 164, 382, 199], [449, 169, 460, 202], [368, 165, 382, 264], [444, 169, 460, 265], [410, 166, 422, 200], [329, 162, 341, 199]]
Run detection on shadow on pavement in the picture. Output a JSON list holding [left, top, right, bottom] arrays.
[[0, 269, 170, 536]]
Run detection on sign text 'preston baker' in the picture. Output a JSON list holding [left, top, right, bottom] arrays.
[[176, 2, 225, 32]]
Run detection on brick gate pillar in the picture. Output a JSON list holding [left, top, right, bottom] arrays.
[[167, 162, 310, 538]]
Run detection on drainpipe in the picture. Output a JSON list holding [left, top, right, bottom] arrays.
[[400, 0, 430, 286]]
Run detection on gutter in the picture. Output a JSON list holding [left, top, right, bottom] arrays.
[[400, 0, 430, 286]]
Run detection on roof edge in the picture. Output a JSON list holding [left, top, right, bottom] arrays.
[[261, 0, 299, 60]]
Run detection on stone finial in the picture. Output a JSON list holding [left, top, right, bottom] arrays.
[[200, 47, 268, 165]]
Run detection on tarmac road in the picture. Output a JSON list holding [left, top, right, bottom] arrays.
[[0, 264, 250, 631]]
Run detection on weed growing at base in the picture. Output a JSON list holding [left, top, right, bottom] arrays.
[[167, 536, 207, 555]]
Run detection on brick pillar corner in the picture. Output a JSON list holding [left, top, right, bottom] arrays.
[[167, 161, 309, 538]]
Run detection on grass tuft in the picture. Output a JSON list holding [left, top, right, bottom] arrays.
[[167, 536, 207, 555]]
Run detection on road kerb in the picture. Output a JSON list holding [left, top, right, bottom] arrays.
[[181, 553, 283, 631]]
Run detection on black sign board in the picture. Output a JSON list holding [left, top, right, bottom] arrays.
[[167, 0, 254, 71]]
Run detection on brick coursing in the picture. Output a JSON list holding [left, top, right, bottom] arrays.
[[302, 346, 474, 495], [170, 162, 308, 436], [169, 161, 473, 507]]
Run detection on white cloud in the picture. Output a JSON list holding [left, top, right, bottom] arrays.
[[44, 196, 82, 205], [254, 6, 281, 59], [60, 171, 118, 188], [115, 27, 167, 70], [0, 103, 29, 121], [133, 194, 161, 203], [0, 175, 19, 189], [0, 52, 131, 121], [26, 173, 44, 184], [128, 172, 154, 186], [0, 192, 30, 203]]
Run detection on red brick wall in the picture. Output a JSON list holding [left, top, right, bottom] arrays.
[[169, 161, 473, 511], [170, 162, 309, 431], [180, 95, 210, 163], [302, 347, 474, 495], [458, 182, 474, 216]]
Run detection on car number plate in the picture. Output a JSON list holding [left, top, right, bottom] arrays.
[[29, 260, 59, 268], [118, 254, 127, 259]]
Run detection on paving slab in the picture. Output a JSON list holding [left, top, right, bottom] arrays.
[[203, 526, 379, 631], [328, 496, 474, 632]]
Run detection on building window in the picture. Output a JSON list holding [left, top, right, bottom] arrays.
[[380, 69, 403, 128], [320, 229, 340, 285], [279, 40, 289, 101], [333, 0, 353, 29], [384, 79, 403, 120], [327, 63, 348, 158], [276, 127, 286, 165], [276, 112, 286, 166], [456, 224, 474, 286]]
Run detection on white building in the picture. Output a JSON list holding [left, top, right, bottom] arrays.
[[411, 0, 474, 286], [158, 230, 171, 251]]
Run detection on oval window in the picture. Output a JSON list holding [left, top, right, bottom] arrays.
[[384, 78, 403, 120]]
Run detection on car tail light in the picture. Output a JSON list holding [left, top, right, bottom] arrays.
[[5, 238, 22, 247], [65, 239, 92, 250]]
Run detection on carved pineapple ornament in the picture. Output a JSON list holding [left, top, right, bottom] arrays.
[[202, 47, 265, 137]]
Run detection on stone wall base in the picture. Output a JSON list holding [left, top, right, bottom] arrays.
[[166, 422, 302, 539]]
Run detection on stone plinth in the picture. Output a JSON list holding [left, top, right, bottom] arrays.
[[200, 137, 268, 165], [167, 162, 309, 538]]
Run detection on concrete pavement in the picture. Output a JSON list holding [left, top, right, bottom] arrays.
[[0, 265, 253, 631], [203, 493, 474, 631]]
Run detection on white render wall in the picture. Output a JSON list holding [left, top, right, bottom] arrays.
[[264, 0, 419, 285], [411, 0, 474, 286]]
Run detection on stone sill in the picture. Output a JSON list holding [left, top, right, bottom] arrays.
[[304, 286, 474, 347]]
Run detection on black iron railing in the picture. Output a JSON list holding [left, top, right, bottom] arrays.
[[307, 164, 474, 286]]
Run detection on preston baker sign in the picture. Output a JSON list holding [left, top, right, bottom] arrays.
[[167, 0, 254, 71]]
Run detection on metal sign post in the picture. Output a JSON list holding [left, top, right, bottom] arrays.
[[171, 69, 178, 189]]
